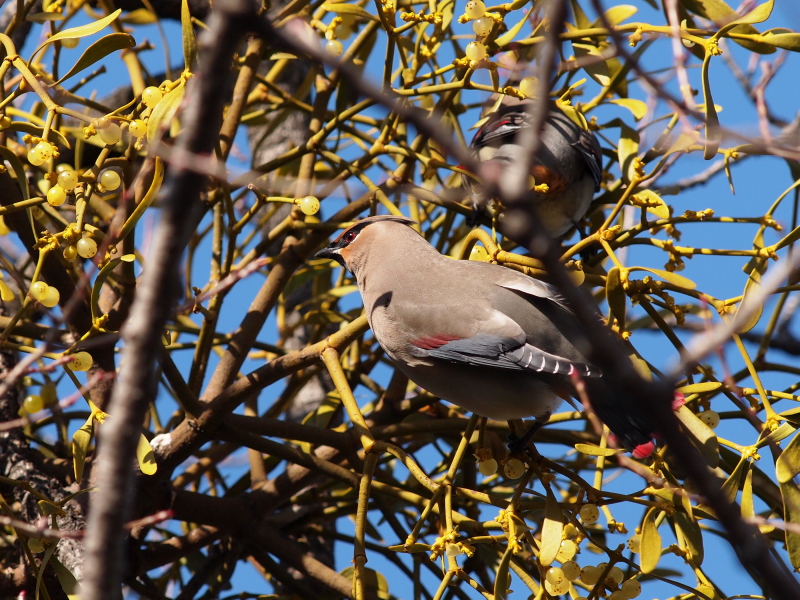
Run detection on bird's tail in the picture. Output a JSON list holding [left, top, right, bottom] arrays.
[[582, 378, 658, 458]]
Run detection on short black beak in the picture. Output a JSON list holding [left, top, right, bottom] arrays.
[[315, 246, 338, 260], [315, 245, 348, 270]]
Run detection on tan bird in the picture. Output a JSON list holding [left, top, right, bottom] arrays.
[[316, 215, 656, 457]]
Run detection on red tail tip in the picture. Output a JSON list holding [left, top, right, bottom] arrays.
[[672, 392, 686, 411], [632, 441, 656, 459]]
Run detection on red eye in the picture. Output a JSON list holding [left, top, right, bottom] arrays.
[[343, 230, 358, 243]]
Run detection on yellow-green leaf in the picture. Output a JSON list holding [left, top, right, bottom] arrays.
[[116, 159, 163, 246], [640, 506, 662, 573], [665, 130, 701, 155], [72, 415, 94, 481], [0, 279, 16, 302], [678, 381, 723, 395], [181, 0, 197, 68], [627, 267, 697, 290], [673, 511, 704, 566], [610, 98, 648, 121], [321, 4, 378, 21], [27, 12, 67, 22], [539, 486, 565, 567], [575, 443, 622, 457], [495, 9, 531, 47], [340, 566, 389, 598], [635, 189, 670, 219], [494, 546, 513, 600], [606, 266, 627, 327], [721, 454, 748, 502], [777, 431, 800, 484], [572, 42, 610, 87], [700, 52, 719, 160], [733, 259, 765, 333], [742, 467, 754, 518], [50, 556, 81, 600], [601, 4, 638, 26], [137, 434, 157, 475], [120, 8, 158, 24], [756, 422, 796, 448], [781, 479, 800, 569], [758, 31, 800, 52], [618, 122, 639, 183], [91, 253, 137, 324], [55, 33, 135, 85], [716, 0, 773, 38], [31, 9, 122, 58], [147, 79, 186, 142], [675, 405, 719, 467]]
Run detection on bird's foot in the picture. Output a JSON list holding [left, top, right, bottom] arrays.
[[507, 413, 551, 457]]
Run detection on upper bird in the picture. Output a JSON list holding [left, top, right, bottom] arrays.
[[316, 215, 656, 458], [464, 101, 603, 241]]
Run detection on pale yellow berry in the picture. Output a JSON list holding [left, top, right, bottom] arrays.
[[478, 458, 498, 476], [67, 351, 92, 371], [609, 565, 625, 584], [63, 245, 78, 261], [55, 163, 72, 173], [98, 122, 122, 145], [325, 39, 344, 57], [519, 76, 538, 98], [76, 236, 98, 259], [334, 22, 352, 40], [27, 148, 45, 166], [563, 523, 579, 539], [28, 538, 45, 553], [100, 170, 121, 191], [579, 503, 599, 525], [562, 560, 581, 581], [465, 41, 487, 62], [544, 578, 570, 596], [129, 119, 147, 138], [621, 579, 642, 599], [545, 567, 565, 586], [61, 37, 79, 49], [47, 185, 67, 206], [299, 195, 320, 215], [41, 285, 60, 308], [609, 591, 627, 600], [445, 543, 460, 557], [142, 86, 163, 108], [698, 410, 720, 428], [580, 565, 600, 585], [504, 458, 525, 479], [627, 534, 641, 553], [556, 539, 578, 562], [30, 281, 48, 301], [472, 16, 493, 37], [23, 394, 44, 413], [57, 169, 78, 191], [464, 0, 486, 19], [34, 141, 54, 160]]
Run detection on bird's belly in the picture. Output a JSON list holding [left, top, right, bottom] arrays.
[[398, 361, 562, 420]]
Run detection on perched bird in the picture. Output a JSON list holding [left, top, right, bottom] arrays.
[[464, 102, 603, 241], [316, 215, 656, 458]]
